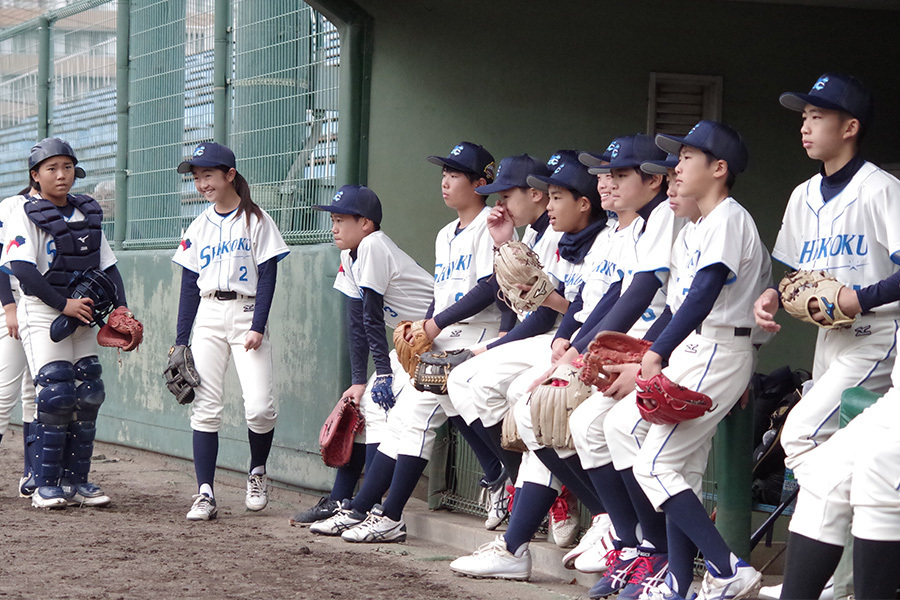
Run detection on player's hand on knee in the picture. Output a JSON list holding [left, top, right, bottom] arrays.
[[342, 383, 366, 405], [550, 338, 570, 363], [640, 350, 663, 380], [603, 363, 641, 400], [753, 288, 781, 332], [244, 330, 263, 351], [64, 297, 94, 323]]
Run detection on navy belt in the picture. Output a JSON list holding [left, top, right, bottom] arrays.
[[214, 290, 238, 301]]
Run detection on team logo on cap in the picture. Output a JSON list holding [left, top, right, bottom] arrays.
[[495, 163, 503, 178], [553, 164, 565, 175], [484, 161, 495, 180], [332, 190, 344, 203], [450, 144, 465, 156], [193, 145, 206, 157], [688, 123, 700, 136], [548, 154, 562, 167], [813, 76, 829, 91], [608, 141, 620, 159]]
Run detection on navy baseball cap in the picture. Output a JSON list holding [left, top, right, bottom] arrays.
[[475, 154, 549, 194], [547, 150, 580, 172], [587, 134, 665, 174], [578, 142, 615, 169], [28, 137, 85, 178], [780, 73, 874, 128], [526, 158, 601, 207], [656, 120, 749, 175], [426, 142, 496, 183], [312, 184, 383, 224], [177, 142, 237, 174], [641, 153, 679, 175]]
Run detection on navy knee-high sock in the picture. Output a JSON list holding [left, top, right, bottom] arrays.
[[381, 454, 429, 521], [364, 442, 379, 472], [666, 515, 698, 596], [620, 467, 667, 550], [351, 451, 395, 513], [248, 428, 274, 472], [587, 464, 641, 547], [22, 421, 32, 476], [470, 419, 521, 483], [781, 532, 843, 600], [504, 482, 559, 554], [662, 490, 733, 573], [449, 416, 503, 483], [330, 442, 367, 501], [853, 538, 900, 600], [193, 430, 218, 491], [534, 448, 605, 515]]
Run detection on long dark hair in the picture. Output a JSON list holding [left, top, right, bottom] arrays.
[[217, 166, 262, 226]]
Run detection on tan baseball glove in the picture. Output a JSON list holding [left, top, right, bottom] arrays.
[[779, 270, 854, 330], [530, 363, 593, 450], [500, 410, 528, 453], [393, 320, 433, 378], [494, 241, 555, 315]]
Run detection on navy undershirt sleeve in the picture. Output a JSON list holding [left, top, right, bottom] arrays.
[[0, 273, 13, 306], [498, 298, 517, 334], [9, 261, 66, 312], [347, 298, 369, 385], [250, 257, 277, 334], [362, 287, 392, 376], [649, 263, 730, 361], [857, 270, 900, 313], [104, 264, 127, 308], [643, 305, 672, 343], [432, 275, 496, 329], [573, 272, 662, 352], [425, 299, 435, 320], [554, 287, 586, 343], [568, 280, 623, 348], [175, 268, 201, 346], [486, 305, 558, 350]]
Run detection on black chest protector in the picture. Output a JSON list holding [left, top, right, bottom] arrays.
[[24, 194, 103, 294]]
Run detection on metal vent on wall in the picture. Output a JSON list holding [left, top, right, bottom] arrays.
[[648, 72, 723, 137]]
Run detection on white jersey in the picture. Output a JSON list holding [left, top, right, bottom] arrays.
[[577, 220, 638, 322], [671, 198, 772, 330], [0, 195, 28, 292], [433, 206, 500, 327], [0, 196, 116, 283], [333, 230, 433, 329], [524, 221, 564, 283], [173, 205, 289, 297], [549, 224, 613, 304], [773, 161, 900, 314]]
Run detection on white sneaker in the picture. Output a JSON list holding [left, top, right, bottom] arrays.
[[564, 513, 614, 569], [698, 556, 762, 600], [484, 480, 511, 530], [245, 473, 268, 511], [309, 499, 366, 535], [62, 480, 111, 507], [31, 485, 67, 510], [341, 504, 407, 543], [758, 580, 834, 600], [549, 487, 580, 548], [640, 572, 694, 600], [449, 535, 531, 580], [186, 493, 218, 521]]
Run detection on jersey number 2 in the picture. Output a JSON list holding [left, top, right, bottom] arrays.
[[238, 266, 248, 281]]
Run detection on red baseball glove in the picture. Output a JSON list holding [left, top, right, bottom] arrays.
[[97, 306, 144, 351], [581, 331, 652, 391], [635, 371, 715, 425], [319, 397, 365, 468]]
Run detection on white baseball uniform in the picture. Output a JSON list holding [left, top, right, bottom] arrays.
[[631, 197, 772, 509], [333, 230, 432, 444], [172, 205, 289, 433], [773, 163, 900, 478]]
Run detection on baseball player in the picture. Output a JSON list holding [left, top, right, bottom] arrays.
[[0, 186, 39, 498], [291, 184, 432, 525], [0, 138, 131, 509], [754, 73, 900, 483], [171, 142, 289, 521], [449, 153, 621, 580], [311, 142, 512, 544]]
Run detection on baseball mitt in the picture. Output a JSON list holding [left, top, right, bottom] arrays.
[[49, 267, 119, 343], [531, 363, 593, 450], [500, 410, 528, 453], [778, 270, 854, 330], [581, 331, 652, 391], [393, 320, 433, 378], [319, 396, 365, 468], [494, 241, 555, 315], [97, 306, 144, 351], [413, 349, 475, 394], [163, 345, 201, 405], [635, 371, 715, 425]]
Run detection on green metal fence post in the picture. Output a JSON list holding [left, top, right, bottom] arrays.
[[714, 399, 754, 559], [37, 16, 51, 138], [213, 0, 229, 143], [115, 0, 130, 251]]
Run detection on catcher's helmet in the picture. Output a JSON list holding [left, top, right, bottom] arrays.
[[28, 137, 86, 179]]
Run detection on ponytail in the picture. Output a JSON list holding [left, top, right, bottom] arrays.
[[216, 166, 262, 226]]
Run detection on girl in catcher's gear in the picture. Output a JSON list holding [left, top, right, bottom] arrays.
[[0, 138, 132, 509], [171, 143, 289, 521]]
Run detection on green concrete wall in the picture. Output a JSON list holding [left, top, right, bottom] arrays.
[[354, 0, 900, 373]]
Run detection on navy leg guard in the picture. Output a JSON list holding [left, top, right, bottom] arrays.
[[65, 356, 104, 485], [33, 423, 69, 487], [33, 361, 77, 488]]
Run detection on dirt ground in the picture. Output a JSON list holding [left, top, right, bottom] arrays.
[[0, 427, 584, 600]]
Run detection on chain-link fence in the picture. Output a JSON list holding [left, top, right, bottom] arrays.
[[0, 0, 338, 248]]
